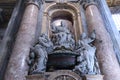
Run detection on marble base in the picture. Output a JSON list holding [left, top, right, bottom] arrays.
[[85, 75, 103, 80], [26, 74, 45, 80], [26, 70, 82, 80], [26, 70, 103, 80]]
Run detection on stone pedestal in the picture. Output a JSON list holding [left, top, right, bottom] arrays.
[[4, 1, 39, 80], [26, 71, 104, 80], [26, 74, 45, 80], [26, 70, 82, 80], [85, 3, 120, 80], [85, 75, 103, 80]]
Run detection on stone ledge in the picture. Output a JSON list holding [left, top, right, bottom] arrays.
[[26, 70, 103, 80], [85, 74, 104, 80], [26, 74, 45, 80]]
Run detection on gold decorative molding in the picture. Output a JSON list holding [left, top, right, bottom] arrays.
[[0, 0, 120, 7], [107, 0, 120, 6]]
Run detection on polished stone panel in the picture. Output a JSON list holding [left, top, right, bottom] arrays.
[[85, 75, 103, 80], [26, 70, 82, 80], [4, 3, 39, 80], [26, 74, 45, 80], [85, 4, 120, 80]]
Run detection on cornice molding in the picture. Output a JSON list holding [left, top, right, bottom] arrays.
[[26, 0, 43, 8], [107, 0, 120, 6], [0, 0, 120, 7], [84, 2, 97, 10], [78, 0, 97, 10]]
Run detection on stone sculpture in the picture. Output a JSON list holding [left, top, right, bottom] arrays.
[[74, 31, 100, 76], [28, 22, 100, 76], [51, 21, 75, 51], [28, 33, 53, 74]]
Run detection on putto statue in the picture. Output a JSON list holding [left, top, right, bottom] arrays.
[[28, 33, 53, 74], [51, 21, 75, 51], [74, 31, 100, 76]]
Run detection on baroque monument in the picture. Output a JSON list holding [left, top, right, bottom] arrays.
[[0, 0, 120, 80], [28, 21, 101, 80]]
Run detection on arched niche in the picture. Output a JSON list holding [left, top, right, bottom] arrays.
[[50, 10, 74, 37], [41, 2, 83, 41], [51, 10, 73, 23]]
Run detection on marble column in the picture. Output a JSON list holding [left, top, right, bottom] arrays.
[[85, 3, 120, 80], [4, 1, 40, 80], [95, 0, 120, 65], [0, 0, 25, 80]]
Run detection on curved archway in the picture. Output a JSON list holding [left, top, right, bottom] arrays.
[[50, 10, 74, 36], [41, 2, 83, 41], [44, 3, 80, 14], [51, 10, 73, 23]]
